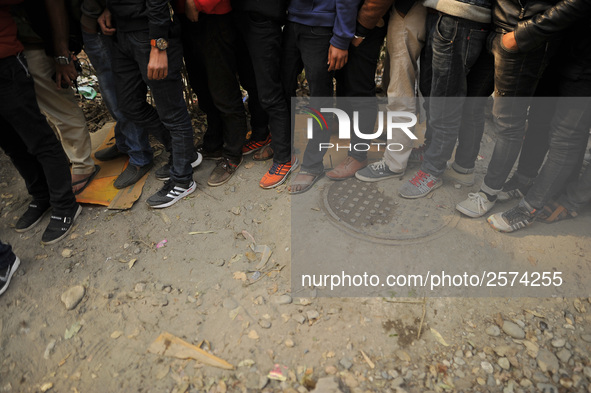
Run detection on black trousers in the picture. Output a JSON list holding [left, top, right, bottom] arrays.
[[0, 54, 77, 215]]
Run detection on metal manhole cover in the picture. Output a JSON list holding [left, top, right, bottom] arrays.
[[323, 177, 460, 243]]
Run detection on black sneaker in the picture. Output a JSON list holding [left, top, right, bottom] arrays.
[[207, 157, 243, 187], [41, 204, 82, 245], [0, 256, 20, 296], [146, 179, 196, 208], [196, 145, 223, 161], [487, 199, 539, 233], [498, 175, 534, 202], [155, 152, 203, 181], [15, 200, 51, 232], [94, 145, 127, 161], [113, 162, 154, 189]]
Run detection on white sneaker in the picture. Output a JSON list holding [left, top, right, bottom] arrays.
[[456, 192, 495, 218]]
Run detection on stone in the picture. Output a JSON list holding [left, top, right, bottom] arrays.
[[133, 248, 141, 255], [293, 314, 306, 324], [454, 357, 465, 366], [536, 383, 557, 392], [258, 320, 271, 329], [151, 295, 168, 307], [486, 325, 501, 337], [61, 249, 73, 258], [275, 294, 292, 305], [498, 357, 510, 370], [325, 366, 337, 375], [580, 334, 591, 343], [61, 285, 85, 310], [481, 361, 494, 374], [583, 367, 591, 379], [556, 348, 571, 363], [502, 321, 525, 339], [134, 283, 146, 292], [284, 339, 295, 348], [307, 310, 320, 320], [311, 377, 344, 393], [551, 338, 566, 348], [340, 358, 353, 370], [537, 349, 559, 373]]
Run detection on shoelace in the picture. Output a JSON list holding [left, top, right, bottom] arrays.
[[504, 204, 535, 223], [410, 170, 428, 186], [371, 159, 387, 171], [269, 162, 290, 175], [467, 192, 488, 214]]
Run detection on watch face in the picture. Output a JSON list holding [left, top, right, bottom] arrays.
[[156, 38, 168, 50]]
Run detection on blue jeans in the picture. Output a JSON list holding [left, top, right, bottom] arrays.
[[112, 29, 194, 183], [82, 31, 152, 167], [421, 14, 493, 178]]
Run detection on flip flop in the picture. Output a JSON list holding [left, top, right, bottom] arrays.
[[538, 201, 573, 223], [73, 165, 100, 195], [289, 171, 324, 195]]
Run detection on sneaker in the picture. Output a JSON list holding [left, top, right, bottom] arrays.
[[399, 170, 442, 199], [41, 204, 82, 245], [456, 192, 496, 218], [15, 200, 51, 232], [207, 157, 243, 187], [113, 162, 154, 189], [408, 144, 427, 164], [487, 200, 538, 233], [0, 256, 20, 296], [155, 152, 203, 181], [444, 166, 475, 186], [355, 158, 404, 182], [242, 134, 272, 155], [196, 145, 223, 161], [94, 145, 127, 161], [146, 179, 196, 208], [498, 175, 533, 202], [260, 157, 299, 189]]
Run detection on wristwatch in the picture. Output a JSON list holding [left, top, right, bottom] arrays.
[[54, 55, 72, 65], [150, 38, 169, 50]]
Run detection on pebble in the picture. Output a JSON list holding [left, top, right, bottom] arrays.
[[151, 295, 168, 307], [134, 283, 146, 292], [453, 357, 465, 366], [307, 310, 320, 320], [340, 358, 353, 370], [258, 320, 271, 329], [498, 357, 510, 370], [487, 374, 496, 387], [536, 383, 557, 392], [485, 325, 501, 337], [61, 285, 85, 310], [187, 295, 197, 303], [285, 339, 295, 348], [43, 339, 56, 360], [481, 361, 494, 374], [61, 249, 73, 258], [325, 366, 337, 375], [583, 367, 591, 379], [537, 349, 559, 373], [293, 314, 306, 324], [275, 294, 292, 305], [133, 248, 141, 255], [551, 338, 566, 348], [581, 334, 591, 343], [559, 377, 573, 388], [502, 321, 525, 339], [311, 377, 344, 393]]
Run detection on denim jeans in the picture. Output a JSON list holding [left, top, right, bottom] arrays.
[[82, 30, 152, 167], [234, 10, 291, 164], [560, 147, 591, 214], [0, 54, 77, 214], [112, 29, 194, 183], [420, 14, 493, 178], [282, 21, 334, 174], [482, 32, 556, 192], [524, 79, 591, 209], [0, 241, 15, 270], [335, 20, 388, 162]]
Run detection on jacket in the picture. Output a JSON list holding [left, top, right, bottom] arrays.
[[422, 0, 492, 23], [0, 1, 24, 59], [287, 0, 361, 50], [106, 0, 175, 40], [231, 0, 288, 21]]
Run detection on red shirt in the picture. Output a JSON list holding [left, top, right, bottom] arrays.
[[0, 3, 24, 59], [175, 0, 232, 15]]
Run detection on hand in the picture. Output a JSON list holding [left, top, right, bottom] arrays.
[[351, 36, 364, 47], [148, 47, 168, 80], [327, 45, 348, 71], [185, 0, 199, 22], [98, 8, 116, 35], [55, 62, 77, 89], [502, 32, 518, 51]]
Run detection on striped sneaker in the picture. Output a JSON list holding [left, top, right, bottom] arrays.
[[260, 157, 299, 189], [487, 200, 538, 233], [399, 170, 442, 199], [242, 134, 272, 155], [146, 179, 196, 208]]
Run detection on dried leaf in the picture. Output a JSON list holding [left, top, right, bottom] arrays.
[[85, 229, 95, 235], [430, 328, 449, 347], [244, 162, 255, 169], [128, 258, 137, 270], [228, 254, 242, 264]]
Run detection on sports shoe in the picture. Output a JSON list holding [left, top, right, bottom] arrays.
[[146, 179, 196, 208], [242, 134, 272, 155], [113, 162, 154, 189], [94, 145, 127, 161], [399, 170, 442, 199], [196, 145, 223, 161], [456, 192, 496, 218], [41, 204, 82, 245], [498, 175, 533, 202], [155, 152, 203, 181], [355, 158, 404, 182], [15, 200, 51, 232], [444, 165, 474, 186], [408, 144, 427, 164], [208, 157, 243, 187], [0, 256, 20, 296], [487, 199, 538, 233], [260, 157, 299, 189]]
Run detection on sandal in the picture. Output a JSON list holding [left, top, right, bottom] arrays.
[[73, 165, 100, 195], [288, 170, 324, 195], [538, 201, 573, 223]]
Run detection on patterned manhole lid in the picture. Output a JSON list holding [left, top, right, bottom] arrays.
[[323, 177, 460, 244]]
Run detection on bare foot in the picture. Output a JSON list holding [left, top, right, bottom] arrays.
[[72, 172, 93, 194], [288, 173, 319, 194]]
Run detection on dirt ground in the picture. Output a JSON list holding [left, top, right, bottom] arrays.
[[1, 107, 591, 393]]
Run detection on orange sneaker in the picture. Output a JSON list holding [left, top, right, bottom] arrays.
[[260, 157, 299, 189], [242, 134, 272, 155]]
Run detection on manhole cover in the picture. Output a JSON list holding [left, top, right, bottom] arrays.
[[323, 177, 460, 244]]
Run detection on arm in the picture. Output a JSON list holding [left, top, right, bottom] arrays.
[[511, 0, 591, 52], [354, 0, 393, 46], [146, 0, 171, 80], [44, 0, 78, 89], [329, 0, 359, 71]]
